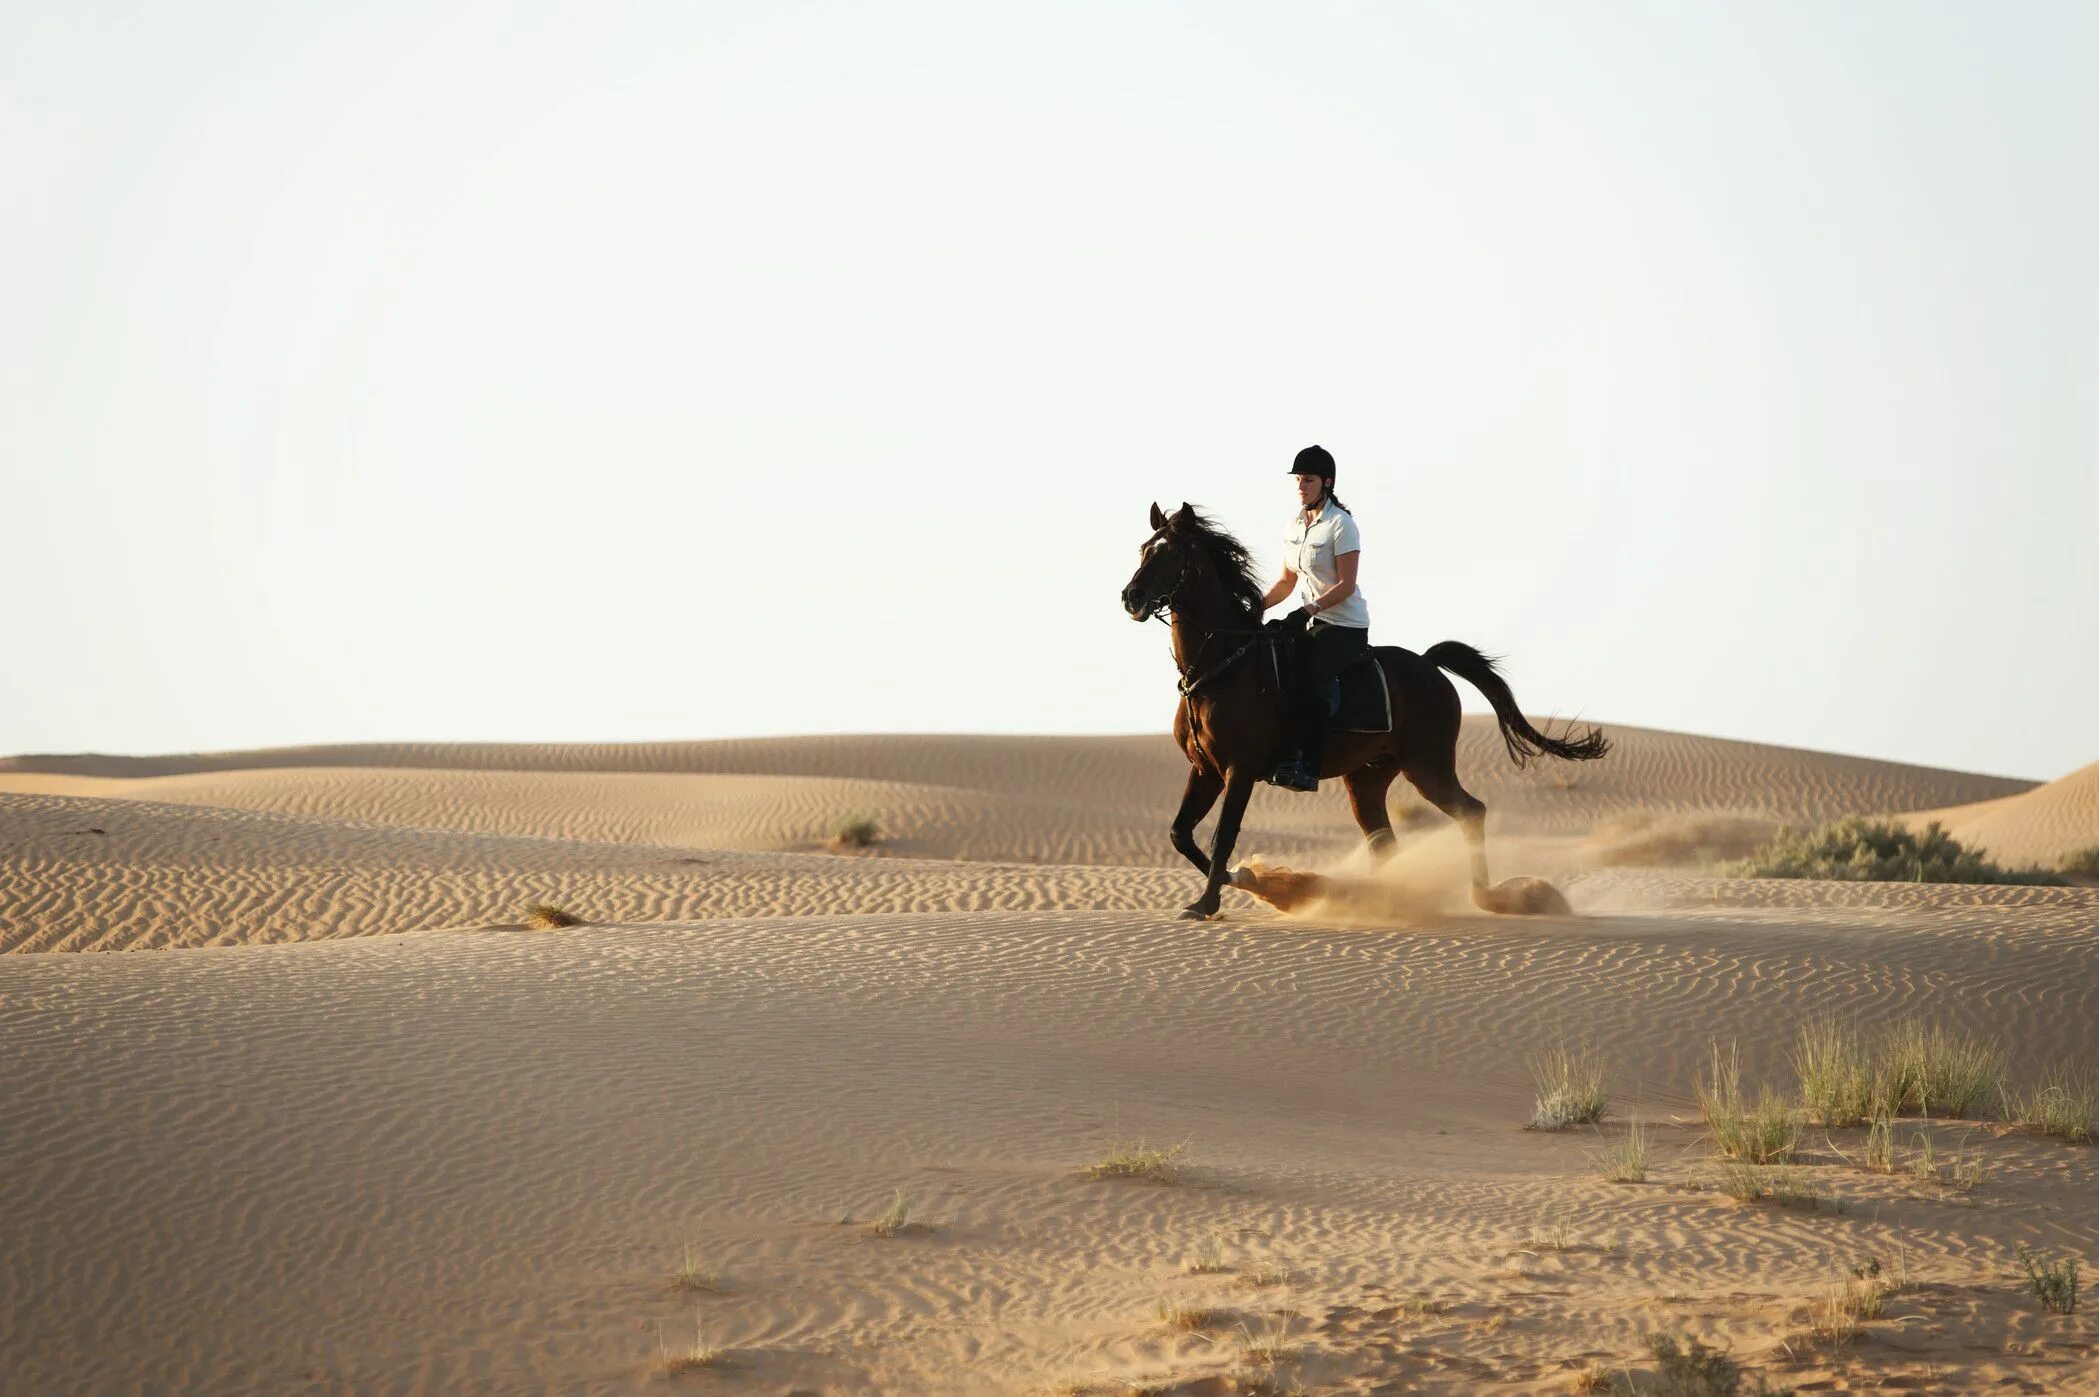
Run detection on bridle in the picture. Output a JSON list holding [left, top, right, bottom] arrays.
[[1140, 539, 1263, 700]]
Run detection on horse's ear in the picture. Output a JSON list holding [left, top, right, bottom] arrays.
[[1175, 501, 1195, 521], [1149, 502, 1167, 531]]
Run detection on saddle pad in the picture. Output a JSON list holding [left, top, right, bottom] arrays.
[[1328, 654, 1393, 734]]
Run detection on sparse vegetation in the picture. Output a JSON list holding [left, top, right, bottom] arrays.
[[1530, 1041, 1610, 1130], [1589, 1116, 1652, 1183], [656, 1310, 721, 1374], [869, 1188, 912, 1237], [1805, 1273, 1885, 1344], [2060, 846, 2099, 878], [1185, 1234, 1229, 1274], [1793, 1019, 1877, 1126], [1604, 1333, 1793, 1395], [2016, 1246, 2079, 1313], [521, 901, 581, 929], [1713, 1163, 1830, 1211], [1862, 1111, 1896, 1172], [1083, 1138, 1190, 1182], [1154, 1299, 1219, 1331], [673, 1241, 720, 1292], [1239, 1261, 1292, 1288], [2007, 1066, 2098, 1143], [833, 814, 883, 848], [1235, 1311, 1300, 1365], [1876, 1020, 2006, 1117], [1724, 816, 2063, 885], [1697, 1044, 1800, 1163]]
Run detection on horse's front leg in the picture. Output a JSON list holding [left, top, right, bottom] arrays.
[[1180, 767, 1256, 920], [1170, 764, 1224, 875]]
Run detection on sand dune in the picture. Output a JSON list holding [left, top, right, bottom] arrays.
[[1903, 758, 2099, 870], [4, 729, 2097, 1392]]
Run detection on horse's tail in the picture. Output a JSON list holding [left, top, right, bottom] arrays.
[[1422, 640, 1611, 770]]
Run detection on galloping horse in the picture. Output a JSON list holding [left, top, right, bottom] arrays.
[[1122, 502, 1609, 920]]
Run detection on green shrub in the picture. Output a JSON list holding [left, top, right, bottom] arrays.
[[2016, 1246, 2079, 1314], [1724, 817, 2063, 886], [834, 814, 883, 848], [2061, 846, 2099, 878]]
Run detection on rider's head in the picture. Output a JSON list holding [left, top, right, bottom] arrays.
[[1290, 444, 1336, 510]]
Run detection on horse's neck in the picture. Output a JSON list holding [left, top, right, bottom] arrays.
[[1170, 591, 1250, 667]]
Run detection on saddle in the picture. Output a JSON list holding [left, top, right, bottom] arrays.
[[1262, 625, 1395, 734]]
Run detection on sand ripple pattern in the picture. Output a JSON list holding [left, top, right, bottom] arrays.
[[3, 906, 2095, 1391]]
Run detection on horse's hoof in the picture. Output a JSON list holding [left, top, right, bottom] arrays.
[[1178, 903, 1218, 921]]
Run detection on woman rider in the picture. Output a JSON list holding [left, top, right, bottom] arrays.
[[1260, 444, 1369, 791]]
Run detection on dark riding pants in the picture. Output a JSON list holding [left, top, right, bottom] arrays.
[[1292, 622, 1370, 775]]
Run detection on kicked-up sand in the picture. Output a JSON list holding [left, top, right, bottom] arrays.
[[2, 721, 2095, 1393]]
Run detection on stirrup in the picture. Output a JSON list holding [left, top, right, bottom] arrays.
[[1268, 760, 1318, 792]]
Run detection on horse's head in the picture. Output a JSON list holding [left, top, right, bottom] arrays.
[[1122, 501, 1199, 620]]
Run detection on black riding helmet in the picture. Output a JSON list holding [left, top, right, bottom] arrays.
[[1288, 444, 1335, 479]]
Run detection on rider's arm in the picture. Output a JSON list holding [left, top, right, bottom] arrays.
[[1261, 569, 1298, 610], [1305, 551, 1359, 616]]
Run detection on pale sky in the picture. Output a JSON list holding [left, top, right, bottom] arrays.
[[4, 1, 2095, 779]]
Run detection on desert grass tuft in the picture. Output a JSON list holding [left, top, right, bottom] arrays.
[[1083, 1137, 1190, 1182], [1714, 1162, 1830, 1211], [833, 813, 883, 848], [1806, 1273, 1888, 1345], [1793, 1019, 1876, 1126], [2007, 1066, 2098, 1144], [1876, 1020, 2006, 1117], [1530, 1041, 1610, 1130], [1185, 1234, 1230, 1274], [2061, 845, 2099, 878], [1697, 1044, 1800, 1163], [1588, 1116, 1652, 1183], [656, 1309, 722, 1374], [672, 1241, 720, 1292], [1154, 1299, 1219, 1331], [2015, 1246, 2079, 1314], [1862, 1112, 1896, 1172], [869, 1188, 912, 1237], [1238, 1261, 1292, 1288], [1235, 1311, 1300, 1366], [521, 902, 581, 929]]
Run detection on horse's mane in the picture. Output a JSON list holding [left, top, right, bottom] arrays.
[[1175, 508, 1266, 619]]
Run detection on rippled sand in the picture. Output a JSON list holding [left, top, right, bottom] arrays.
[[1, 730, 2094, 1393]]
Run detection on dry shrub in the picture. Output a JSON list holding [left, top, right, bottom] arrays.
[[1530, 1042, 1610, 1130], [521, 902, 581, 929], [1083, 1138, 1190, 1182], [834, 814, 883, 848]]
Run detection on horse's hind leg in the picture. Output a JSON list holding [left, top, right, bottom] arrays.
[[1403, 760, 1492, 906], [1342, 761, 1401, 860]]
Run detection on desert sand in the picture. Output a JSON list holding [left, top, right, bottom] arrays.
[[2, 723, 2095, 1393]]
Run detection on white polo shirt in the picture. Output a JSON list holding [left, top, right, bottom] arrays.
[[1287, 499, 1370, 629]]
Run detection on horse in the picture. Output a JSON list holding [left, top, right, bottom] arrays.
[[1121, 501, 1610, 920]]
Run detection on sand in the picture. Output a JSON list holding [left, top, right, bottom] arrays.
[[2, 727, 2095, 1393], [1902, 758, 2099, 871]]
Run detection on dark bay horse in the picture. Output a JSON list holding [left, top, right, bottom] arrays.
[[1121, 502, 1609, 920]]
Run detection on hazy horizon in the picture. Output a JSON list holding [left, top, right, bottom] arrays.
[[6, 1, 2095, 781]]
